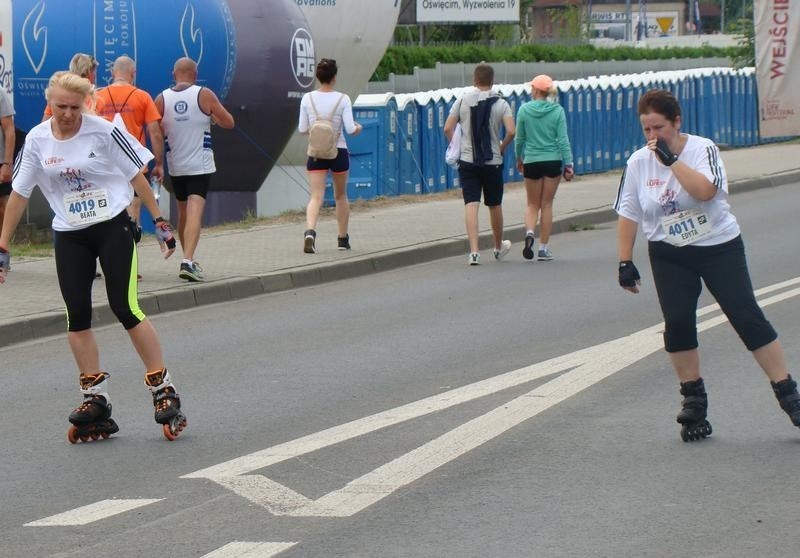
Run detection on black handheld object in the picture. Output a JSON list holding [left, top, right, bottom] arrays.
[[654, 138, 679, 167]]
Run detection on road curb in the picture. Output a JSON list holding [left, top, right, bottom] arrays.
[[2, 170, 798, 349]]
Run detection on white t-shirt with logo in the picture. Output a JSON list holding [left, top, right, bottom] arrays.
[[613, 134, 739, 246], [13, 115, 153, 231], [298, 90, 357, 150]]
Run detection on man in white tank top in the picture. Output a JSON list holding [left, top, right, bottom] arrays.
[[156, 57, 234, 282]]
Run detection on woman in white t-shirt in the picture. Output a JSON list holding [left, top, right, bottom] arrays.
[[0, 71, 187, 442], [297, 58, 361, 254], [614, 89, 799, 442]]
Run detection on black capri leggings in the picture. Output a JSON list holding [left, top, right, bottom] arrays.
[[648, 235, 777, 353], [54, 211, 145, 332]]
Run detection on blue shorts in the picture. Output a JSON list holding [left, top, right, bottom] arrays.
[[458, 161, 504, 206], [0, 182, 10, 197], [307, 148, 350, 174]]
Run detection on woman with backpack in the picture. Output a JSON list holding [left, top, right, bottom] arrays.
[[298, 58, 362, 253]]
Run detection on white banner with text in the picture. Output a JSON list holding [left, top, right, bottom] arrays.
[[754, 0, 799, 137], [416, 0, 519, 24]]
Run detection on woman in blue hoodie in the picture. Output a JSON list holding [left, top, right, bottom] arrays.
[[515, 74, 574, 261]]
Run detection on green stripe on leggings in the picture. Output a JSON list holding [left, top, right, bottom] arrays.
[[128, 246, 146, 321]]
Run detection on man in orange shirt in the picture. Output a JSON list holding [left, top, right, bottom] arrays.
[[95, 56, 164, 229]]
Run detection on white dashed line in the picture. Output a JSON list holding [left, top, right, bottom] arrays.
[[200, 541, 298, 558], [24, 498, 163, 526]]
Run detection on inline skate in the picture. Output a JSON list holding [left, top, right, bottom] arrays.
[[144, 368, 187, 441], [676, 378, 712, 442], [67, 372, 119, 444], [771, 375, 800, 427]]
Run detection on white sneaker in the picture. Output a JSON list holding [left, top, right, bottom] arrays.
[[493, 240, 511, 261], [468, 252, 480, 266]]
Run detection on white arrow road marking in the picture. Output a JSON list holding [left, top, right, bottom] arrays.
[[184, 278, 800, 517], [200, 541, 298, 558], [24, 499, 163, 526]]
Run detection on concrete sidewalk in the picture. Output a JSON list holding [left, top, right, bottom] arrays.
[[1, 142, 799, 347]]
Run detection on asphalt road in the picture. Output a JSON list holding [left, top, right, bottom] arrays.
[[2, 183, 800, 558]]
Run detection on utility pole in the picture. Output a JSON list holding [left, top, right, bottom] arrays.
[[625, 0, 632, 41]]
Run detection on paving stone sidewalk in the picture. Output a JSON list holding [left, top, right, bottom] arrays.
[[1, 142, 798, 347]]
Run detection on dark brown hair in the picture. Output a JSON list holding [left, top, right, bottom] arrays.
[[638, 89, 681, 123], [473, 63, 494, 87], [315, 58, 338, 84]]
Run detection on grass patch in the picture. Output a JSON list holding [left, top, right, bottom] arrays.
[[569, 223, 596, 232], [11, 240, 54, 258]]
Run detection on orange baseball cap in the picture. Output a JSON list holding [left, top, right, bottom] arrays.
[[530, 74, 554, 92]]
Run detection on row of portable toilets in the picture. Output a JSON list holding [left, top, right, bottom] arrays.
[[326, 67, 784, 204]]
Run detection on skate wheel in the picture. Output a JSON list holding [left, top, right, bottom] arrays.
[[101, 432, 111, 439], [162, 416, 187, 441], [163, 423, 179, 441], [67, 426, 79, 444], [90, 433, 100, 441]]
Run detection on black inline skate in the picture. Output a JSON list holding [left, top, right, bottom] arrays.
[[67, 372, 119, 444], [144, 368, 187, 441], [676, 378, 712, 442], [771, 375, 800, 427]]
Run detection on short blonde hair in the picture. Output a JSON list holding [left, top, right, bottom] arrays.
[[45, 71, 93, 102], [69, 53, 98, 79]]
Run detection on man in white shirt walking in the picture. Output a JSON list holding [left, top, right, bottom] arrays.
[[155, 57, 234, 282]]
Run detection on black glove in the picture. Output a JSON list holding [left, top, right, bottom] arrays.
[[0, 246, 9, 271], [653, 138, 679, 167], [618, 260, 640, 288]]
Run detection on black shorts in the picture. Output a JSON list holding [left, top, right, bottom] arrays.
[[307, 148, 349, 174], [0, 182, 10, 197], [523, 161, 562, 180], [458, 161, 504, 206], [171, 173, 212, 201]]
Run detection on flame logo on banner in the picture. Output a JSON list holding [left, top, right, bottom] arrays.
[[22, 0, 48, 75], [180, 2, 204, 66]]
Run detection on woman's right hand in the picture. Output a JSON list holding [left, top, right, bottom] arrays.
[[563, 164, 574, 181]]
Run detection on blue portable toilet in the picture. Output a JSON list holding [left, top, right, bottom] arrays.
[[589, 78, 605, 173], [731, 70, 746, 147], [416, 92, 441, 194], [352, 93, 398, 198], [442, 89, 461, 190], [571, 80, 587, 174], [619, 76, 635, 161], [744, 69, 758, 145], [684, 69, 699, 135], [395, 94, 424, 195], [609, 78, 625, 169], [497, 84, 519, 183], [577, 80, 594, 173], [696, 70, 713, 140], [432, 91, 449, 192]]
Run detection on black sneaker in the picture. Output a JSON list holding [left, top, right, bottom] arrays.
[[337, 234, 351, 250], [179, 261, 204, 282], [522, 235, 535, 260], [304, 229, 316, 253]]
